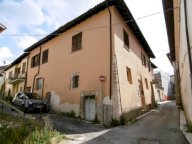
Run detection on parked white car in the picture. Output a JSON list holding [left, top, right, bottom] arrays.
[[12, 92, 50, 112]]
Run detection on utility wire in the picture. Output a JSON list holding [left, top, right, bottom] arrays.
[[0, 6, 179, 37]]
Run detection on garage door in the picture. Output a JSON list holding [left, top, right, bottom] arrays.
[[85, 96, 96, 121]]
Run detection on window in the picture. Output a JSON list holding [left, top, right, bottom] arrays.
[[72, 32, 82, 52], [72, 75, 79, 88], [145, 78, 148, 89], [148, 60, 151, 72], [36, 78, 43, 90], [31, 54, 40, 67], [123, 29, 129, 48], [42, 49, 49, 64], [141, 52, 146, 66], [22, 62, 26, 74], [126, 67, 132, 84], [141, 52, 144, 65], [8, 71, 13, 78], [143, 55, 146, 66]]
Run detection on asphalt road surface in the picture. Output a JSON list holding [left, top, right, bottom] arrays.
[[81, 101, 189, 144]]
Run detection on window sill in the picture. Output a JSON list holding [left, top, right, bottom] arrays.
[[71, 48, 82, 53], [41, 61, 48, 65], [31, 65, 39, 68], [124, 44, 131, 52], [71, 87, 79, 89]]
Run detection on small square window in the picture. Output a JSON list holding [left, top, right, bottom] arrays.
[[72, 75, 79, 88], [126, 67, 132, 84], [72, 32, 82, 52]]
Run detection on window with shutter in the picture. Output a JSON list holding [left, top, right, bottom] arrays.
[[72, 32, 82, 52], [42, 49, 49, 64], [31, 54, 40, 68], [123, 29, 129, 48]]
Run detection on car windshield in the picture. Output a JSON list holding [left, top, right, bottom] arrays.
[[24, 93, 42, 100]]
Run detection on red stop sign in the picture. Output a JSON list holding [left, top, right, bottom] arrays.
[[99, 75, 106, 82]]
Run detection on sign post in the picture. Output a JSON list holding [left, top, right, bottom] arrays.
[[99, 75, 106, 124]]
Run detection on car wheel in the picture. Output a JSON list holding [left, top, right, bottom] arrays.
[[44, 105, 49, 113]]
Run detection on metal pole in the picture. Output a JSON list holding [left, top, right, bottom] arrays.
[[40, 78, 44, 119], [101, 81, 104, 124], [1, 93, 4, 113]]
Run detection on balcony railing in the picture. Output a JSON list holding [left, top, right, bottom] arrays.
[[8, 73, 25, 84]]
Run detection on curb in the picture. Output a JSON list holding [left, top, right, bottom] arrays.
[[180, 110, 192, 144], [135, 110, 153, 121]]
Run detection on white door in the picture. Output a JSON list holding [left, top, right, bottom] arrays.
[[85, 96, 96, 121]]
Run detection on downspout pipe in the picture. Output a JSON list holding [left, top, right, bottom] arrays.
[[24, 53, 29, 92], [32, 46, 42, 93], [184, 0, 192, 94], [105, 0, 112, 99]]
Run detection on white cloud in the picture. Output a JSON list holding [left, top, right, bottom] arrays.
[[35, 0, 104, 29], [0, 0, 44, 28], [16, 36, 38, 49], [0, 47, 14, 65], [33, 28, 47, 35]]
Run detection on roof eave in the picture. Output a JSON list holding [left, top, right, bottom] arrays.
[[24, 0, 155, 58], [162, 0, 175, 61], [4, 53, 29, 71]]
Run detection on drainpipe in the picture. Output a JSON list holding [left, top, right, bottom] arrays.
[[175, 62, 182, 106], [32, 46, 42, 93], [24, 53, 29, 92], [184, 0, 192, 95], [105, 0, 112, 99]]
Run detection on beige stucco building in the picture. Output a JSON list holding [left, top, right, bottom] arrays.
[[20, 0, 155, 123], [4, 53, 28, 97], [163, 0, 192, 123]]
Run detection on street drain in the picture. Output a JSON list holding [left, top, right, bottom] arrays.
[[139, 139, 160, 144]]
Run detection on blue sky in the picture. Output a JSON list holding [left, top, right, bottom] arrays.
[[0, 0, 173, 74]]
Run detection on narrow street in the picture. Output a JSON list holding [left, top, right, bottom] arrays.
[[1, 101, 189, 143], [61, 101, 189, 144]]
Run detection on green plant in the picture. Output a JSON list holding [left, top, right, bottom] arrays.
[[110, 117, 120, 127], [24, 116, 65, 144], [60, 110, 76, 118], [187, 121, 192, 133], [92, 114, 100, 124], [0, 114, 65, 144], [120, 115, 126, 125], [0, 124, 28, 144], [127, 119, 137, 125]]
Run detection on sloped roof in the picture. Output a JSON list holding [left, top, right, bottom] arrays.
[[25, 0, 155, 58], [151, 62, 157, 69], [0, 23, 6, 33], [4, 53, 28, 71], [162, 0, 175, 61]]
